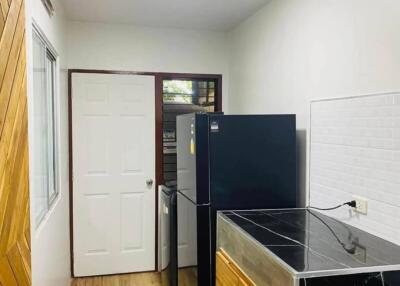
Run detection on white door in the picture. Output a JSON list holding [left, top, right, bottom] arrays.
[[72, 73, 155, 277]]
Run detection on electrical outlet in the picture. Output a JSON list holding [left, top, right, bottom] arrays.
[[352, 196, 368, 215]]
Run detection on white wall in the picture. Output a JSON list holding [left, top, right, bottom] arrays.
[[310, 94, 400, 245], [228, 0, 400, 240], [25, 15, 229, 285], [26, 0, 70, 285], [66, 21, 229, 110]]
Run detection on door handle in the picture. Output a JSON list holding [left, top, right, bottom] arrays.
[[146, 179, 154, 187]]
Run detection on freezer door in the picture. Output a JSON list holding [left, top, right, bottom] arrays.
[[176, 191, 212, 286], [176, 191, 198, 286], [209, 114, 297, 209]]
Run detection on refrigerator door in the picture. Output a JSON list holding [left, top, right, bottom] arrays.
[[208, 114, 297, 209], [176, 113, 210, 205], [177, 114, 198, 204]]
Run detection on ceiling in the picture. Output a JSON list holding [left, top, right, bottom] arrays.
[[59, 0, 270, 31]]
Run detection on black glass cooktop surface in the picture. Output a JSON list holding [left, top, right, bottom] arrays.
[[220, 209, 400, 275]]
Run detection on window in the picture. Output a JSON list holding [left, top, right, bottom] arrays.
[[163, 79, 216, 112], [32, 29, 58, 226]]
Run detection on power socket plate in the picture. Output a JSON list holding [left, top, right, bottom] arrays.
[[352, 196, 368, 215]]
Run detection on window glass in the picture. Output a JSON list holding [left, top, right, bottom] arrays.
[[32, 31, 58, 226], [46, 52, 57, 203]]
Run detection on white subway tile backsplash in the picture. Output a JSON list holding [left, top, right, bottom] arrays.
[[309, 93, 400, 246]]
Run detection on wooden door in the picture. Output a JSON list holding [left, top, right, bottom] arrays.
[[0, 0, 31, 285], [72, 73, 156, 277]]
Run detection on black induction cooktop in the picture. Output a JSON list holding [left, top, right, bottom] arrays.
[[220, 209, 400, 282]]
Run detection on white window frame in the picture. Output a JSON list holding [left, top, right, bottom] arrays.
[[32, 24, 60, 227]]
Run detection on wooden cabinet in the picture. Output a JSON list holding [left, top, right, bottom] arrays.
[[216, 250, 256, 286]]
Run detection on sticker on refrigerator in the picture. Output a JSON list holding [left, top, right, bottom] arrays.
[[191, 123, 194, 135], [210, 121, 219, 132], [190, 138, 195, 155]]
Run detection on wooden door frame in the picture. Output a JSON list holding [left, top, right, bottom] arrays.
[[68, 69, 222, 277]]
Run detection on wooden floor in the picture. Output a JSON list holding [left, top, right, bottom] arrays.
[[71, 272, 162, 286], [0, 0, 31, 284]]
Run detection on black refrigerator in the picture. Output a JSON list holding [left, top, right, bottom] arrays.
[[174, 113, 297, 286]]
